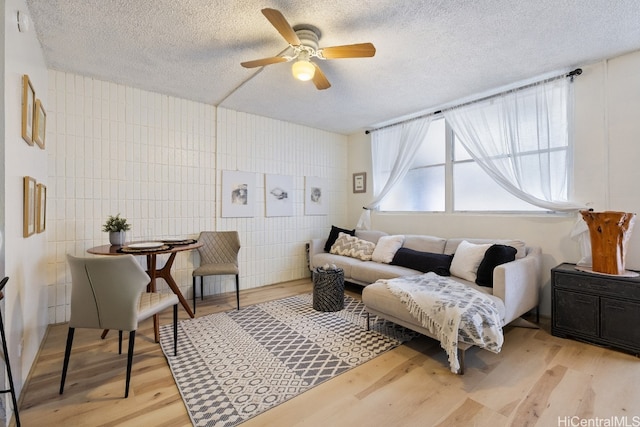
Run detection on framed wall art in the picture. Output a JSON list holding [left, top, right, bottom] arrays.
[[265, 174, 294, 217], [353, 172, 366, 193], [23, 176, 36, 237], [36, 183, 47, 233], [304, 176, 328, 215], [33, 99, 46, 149], [221, 170, 256, 217], [21, 75, 35, 146]]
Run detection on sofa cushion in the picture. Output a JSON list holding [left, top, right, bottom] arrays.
[[444, 238, 526, 259], [330, 233, 376, 261], [355, 229, 389, 244], [311, 252, 363, 278], [324, 225, 355, 252], [450, 240, 492, 282], [476, 244, 517, 287], [372, 235, 405, 263], [402, 235, 447, 253], [362, 279, 504, 328], [351, 261, 419, 284], [391, 248, 453, 276]]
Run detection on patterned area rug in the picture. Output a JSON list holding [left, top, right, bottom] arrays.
[[159, 293, 414, 427]]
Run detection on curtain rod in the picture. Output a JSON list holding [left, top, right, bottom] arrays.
[[365, 68, 582, 135]]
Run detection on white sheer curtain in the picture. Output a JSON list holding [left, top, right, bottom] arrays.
[[443, 77, 586, 212], [357, 117, 432, 229]]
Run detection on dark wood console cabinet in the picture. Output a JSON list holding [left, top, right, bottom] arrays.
[[551, 263, 640, 356]]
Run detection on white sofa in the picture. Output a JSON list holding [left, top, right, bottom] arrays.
[[309, 229, 542, 372]]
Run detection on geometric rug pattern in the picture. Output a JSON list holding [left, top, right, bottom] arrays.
[[159, 293, 414, 427]]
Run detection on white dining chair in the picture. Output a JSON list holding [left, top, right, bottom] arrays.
[[60, 254, 178, 398]]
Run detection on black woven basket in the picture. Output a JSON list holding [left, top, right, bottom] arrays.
[[312, 267, 345, 312]]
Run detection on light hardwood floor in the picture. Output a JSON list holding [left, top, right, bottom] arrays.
[[17, 279, 640, 426]]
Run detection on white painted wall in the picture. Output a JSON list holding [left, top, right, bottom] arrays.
[[346, 49, 640, 317], [2, 0, 49, 415], [347, 131, 372, 227], [46, 74, 349, 323]]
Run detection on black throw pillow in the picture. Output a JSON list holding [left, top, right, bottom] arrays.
[[391, 248, 453, 276], [475, 244, 517, 287], [324, 226, 356, 252]]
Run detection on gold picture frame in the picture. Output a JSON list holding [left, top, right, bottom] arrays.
[[353, 172, 367, 193], [21, 75, 35, 146], [36, 183, 47, 233], [34, 99, 46, 149], [23, 176, 36, 237]]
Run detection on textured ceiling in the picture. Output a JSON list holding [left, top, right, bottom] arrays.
[[25, 0, 640, 134]]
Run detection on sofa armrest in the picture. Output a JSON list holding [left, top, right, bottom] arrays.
[[492, 246, 542, 325], [309, 238, 327, 269]]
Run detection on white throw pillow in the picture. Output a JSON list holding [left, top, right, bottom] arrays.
[[450, 240, 492, 282], [371, 235, 405, 263]]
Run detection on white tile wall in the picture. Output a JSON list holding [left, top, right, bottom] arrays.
[[215, 108, 349, 292], [46, 71, 348, 324]]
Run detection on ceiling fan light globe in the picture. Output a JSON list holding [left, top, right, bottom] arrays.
[[292, 60, 315, 81]]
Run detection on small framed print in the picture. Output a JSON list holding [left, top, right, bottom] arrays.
[[33, 99, 46, 149], [221, 170, 256, 217], [265, 174, 294, 217], [21, 75, 35, 146], [23, 176, 36, 237], [36, 183, 47, 233], [304, 176, 328, 215], [353, 172, 366, 193]]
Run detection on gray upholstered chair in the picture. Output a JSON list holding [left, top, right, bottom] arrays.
[[60, 254, 178, 398], [192, 231, 241, 313]]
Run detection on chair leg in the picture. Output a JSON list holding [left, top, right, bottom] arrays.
[[173, 304, 178, 356], [118, 330, 123, 354], [200, 276, 204, 301], [235, 274, 240, 310], [192, 276, 196, 314], [60, 328, 75, 395], [125, 331, 136, 398], [0, 307, 20, 427]]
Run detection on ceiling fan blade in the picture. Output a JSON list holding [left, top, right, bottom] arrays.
[[261, 8, 301, 46], [320, 43, 376, 59], [312, 63, 331, 90], [241, 56, 288, 68]]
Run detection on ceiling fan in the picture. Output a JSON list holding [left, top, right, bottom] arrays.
[[241, 8, 376, 90]]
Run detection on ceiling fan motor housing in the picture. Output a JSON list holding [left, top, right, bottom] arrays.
[[293, 24, 320, 53]]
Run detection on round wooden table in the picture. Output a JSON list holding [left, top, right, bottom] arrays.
[[87, 240, 202, 342]]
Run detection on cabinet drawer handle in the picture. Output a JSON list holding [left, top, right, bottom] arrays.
[[575, 298, 593, 305], [606, 304, 625, 311]]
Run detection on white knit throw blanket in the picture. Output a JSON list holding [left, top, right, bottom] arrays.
[[382, 272, 505, 373]]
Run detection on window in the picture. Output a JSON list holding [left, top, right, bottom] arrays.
[[378, 119, 446, 211], [452, 134, 548, 212], [378, 117, 564, 213]]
